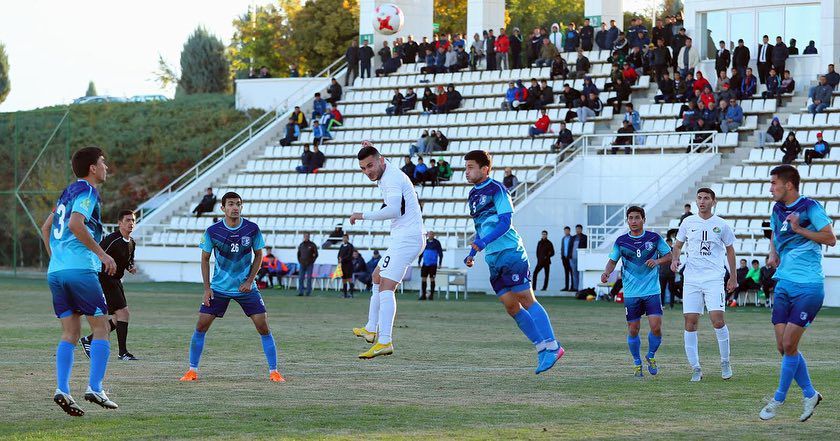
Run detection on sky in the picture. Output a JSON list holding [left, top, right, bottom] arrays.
[[0, 0, 273, 112]]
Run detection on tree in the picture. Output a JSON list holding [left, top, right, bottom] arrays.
[[289, 0, 358, 75], [507, 0, 584, 36], [177, 27, 231, 96], [434, 0, 467, 35], [0, 43, 9, 105], [228, 1, 300, 80], [85, 81, 97, 97]]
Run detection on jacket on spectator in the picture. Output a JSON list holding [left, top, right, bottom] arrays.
[[715, 48, 731, 72], [677, 45, 699, 70], [495, 34, 510, 53], [540, 42, 559, 60], [772, 42, 788, 67], [534, 114, 551, 132], [725, 104, 744, 123], [813, 84, 833, 104], [741, 75, 757, 98], [732, 46, 750, 69]]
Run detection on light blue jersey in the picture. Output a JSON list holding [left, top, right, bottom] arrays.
[[609, 231, 671, 298], [468, 178, 525, 259], [48, 180, 103, 274], [771, 196, 832, 283], [199, 218, 265, 296]]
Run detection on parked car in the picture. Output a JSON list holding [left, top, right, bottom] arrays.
[[130, 95, 169, 103]]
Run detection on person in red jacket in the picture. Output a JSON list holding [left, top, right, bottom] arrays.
[[692, 71, 710, 95], [528, 109, 552, 137], [622, 63, 639, 84], [495, 28, 510, 70], [433, 85, 447, 113]]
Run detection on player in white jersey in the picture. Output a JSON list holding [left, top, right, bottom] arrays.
[[670, 187, 738, 382], [349, 142, 425, 359]]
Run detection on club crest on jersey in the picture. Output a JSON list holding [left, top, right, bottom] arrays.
[[713, 226, 721, 233], [512, 274, 520, 282], [79, 198, 92, 210], [645, 242, 654, 251], [241, 236, 251, 247]]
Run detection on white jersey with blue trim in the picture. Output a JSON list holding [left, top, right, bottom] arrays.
[[375, 160, 424, 237]]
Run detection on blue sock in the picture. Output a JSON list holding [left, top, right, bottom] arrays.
[[794, 353, 817, 399], [55, 341, 75, 394], [627, 334, 642, 365], [88, 339, 110, 393], [260, 333, 278, 371], [647, 332, 662, 360], [774, 354, 800, 402], [513, 308, 544, 348], [526, 302, 560, 349], [189, 330, 206, 369]]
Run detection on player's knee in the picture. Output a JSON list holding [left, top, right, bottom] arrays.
[[776, 343, 785, 355], [711, 318, 725, 329], [256, 325, 271, 335], [195, 322, 211, 333], [627, 324, 640, 337], [684, 321, 697, 332], [782, 339, 798, 355], [503, 302, 520, 316]]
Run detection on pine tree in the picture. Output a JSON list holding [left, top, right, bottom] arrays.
[[0, 43, 10, 105], [85, 81, 97, 97], [178, 27, 231, 96]]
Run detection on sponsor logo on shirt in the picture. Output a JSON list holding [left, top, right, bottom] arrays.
[[699, 230, 712, 256]]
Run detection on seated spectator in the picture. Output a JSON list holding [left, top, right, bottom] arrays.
[[654, 72, 676, 103], [565, 92, 602, 123], [501, 81, 519, 110], [434, 130, 449, 151], [676, 100, 699, 131], [760, 257, 777, 305], [803, 40, 818, 55], [679, 72, 695, 102], [621, 63, 639, 85], [826, 64, 840, 89], [311, 93, 327, 120], [279, 117, 300, 146], [413, 156, 431, 185], [699, 85, 716, 109], [780, 132, 802, 164], [805, 132, 831, 165], [553, 121, 574, 152], [421, 87, 436, 112], [536, 37, 559, 67], [432, 85, 447, 113], [453, 45, 469, 71], [611, 119, 635, 154], [322, 224, 344, 249], [351, 251, 372, 290], [311, 144, 325, 171], [692, 71, 710, 95], [550, 54, 569, 79], [435, 157, 453, 182], [312, 120, 330, 146], [714, 70, 729, 93], [757, 117, 784, 149], [256, 247, 280, 288], [625, 46, 643, 75], [720, 98, 743, 133], [528, 109, 552, 137], [427, 159, 439, 186], [717, 82, 736, 103], [762, 68, 782, 100], [570, 47, 591, 79], [539, 79, 555, 108], [524, 78, 542, 110], [401, 156, 416, 182], [728, 67, 742, 97], [385, 88, 404, 116], [740, 68, 757, 99], [623, 102, 641, 132], [367, 250, 381, 276], [607, 76, 631, 112], [375, 55, 402, 77], [437, 84, 462, 113], [295, 144, 314, 173], [808, 76, 833, 115], [730, 259, 761, 304], [503, 167, 520, 196], [691, 118, 711, 146], [702, 100, 720, 131], [402, 87, 418, 113], [560, 83, 582, 108], [327, 78, 342, 105], [291, 106, 308, 129], [420, 48, 437, 74], [409, 130, 431, 156], [780, 70, 795, 94], [192, 187, 217, 217], [581, 76, 600, 97]]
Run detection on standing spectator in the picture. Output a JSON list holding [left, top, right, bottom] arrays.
[[385, 88, 404, 116], [257, 66, 272, 78], [606, 20, 620, 51], [337, 234, 355, 298], [495, 28, 510, 70], [570, 224, 587, 291], [564, 22, 579, 52], [401, 156, 416, 182], [677, 37, 699, 79], [434, 157, 453, 183], [670, 27, 687, 72], [787, 38, 798, 55], [714, 40, 730, 76], [359, 39, 374, 79], [652, 19, 670, 48], [732, 39, 750, 79], [192, 188, 217, 217], [579, 18, 594, 51], [421, 87, 436, 112], [528, 108, 551, 137], [403, 35, 419, 64], [502, 167, 520, 197], [595, 22, 609, 51], [560, 226, 573, 291], [295, 144, 314, 173], [772, 36, 788, 77], [311, 144, 325, 171], [469, 33, 485, 70], [344, 40, 359, 86], [350, 250, 372, 290], [553, 121, 574, 152], [622, 102, 641, 133], [296, 233, 318, 296], [418, 231, 443, 300], [803, 40, 818, 55], [528, 28, 543, 66], [327, 78, 342, 106], [652, 38, 672, 82], [678, 203, 693, 225], [757, 35, 773, 84], [485, 29, 497, 71], [805, 132, 831, 165], [311, 93, 327, 120], [288, 65, 298, 77], [536, 37, 559, 67], [720, 98, 743, 133], [659, 238, 678, 308], [548, 23, 564, 52], [378, 40, 392, 64], [780, 132, 802, 164], [757, 117, 784, 149], [610, 119, 635, 154], [808, 76, 833, 115], [510, 28, 523, 69], [740, 68, 757, 99], [533, 230, 555, 291]]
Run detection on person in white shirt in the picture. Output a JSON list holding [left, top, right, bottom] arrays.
[[671, 187, 738, 382], [349, 142, 425, 359]]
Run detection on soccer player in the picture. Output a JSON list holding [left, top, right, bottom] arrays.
[[600, 206, 671, 377], [462, 150, 563, 374], [759, 165, 835, 422], [179, 192, 285, 383], [418, 231, 443, 300], [670, 188, 738, 382], [350, 142, 425, 359], [80, 210, 138, 361], [41, 146, 118, 416]]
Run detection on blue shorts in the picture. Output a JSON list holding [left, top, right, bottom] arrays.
[[199, 290, 266, 318], [486, 248, 532, 296], [624, 294, 663, 322], [48, 270, 108, 319], [771, 280, 824, 328]]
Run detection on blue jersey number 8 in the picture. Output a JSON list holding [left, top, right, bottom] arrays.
[[53, 204, 67, 239]]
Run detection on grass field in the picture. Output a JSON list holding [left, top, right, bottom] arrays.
[[0, 276, 838, 440]]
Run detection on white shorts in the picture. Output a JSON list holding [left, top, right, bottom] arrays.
[[378, 232, 425, 283], [682, 280, 726, 315]]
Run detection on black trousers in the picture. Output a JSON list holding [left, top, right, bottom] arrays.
[[533, 262, 550, 291], [561, 257, 572, 290], [659, 276, 677, 308], [345, 63, 359, 86], [757, 62, 770, 84]]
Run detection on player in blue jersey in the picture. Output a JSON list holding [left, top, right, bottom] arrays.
[[179, 192, 285, 383], [40, 147, 118, 416], [600, 206, 672, 378], [462, 150, 564, 374], [759, 165, 835, 422]]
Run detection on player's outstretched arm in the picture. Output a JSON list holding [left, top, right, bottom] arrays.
[[353, 194, 403, 224], [40, 213, 54, 257], [201, 251, 213, 306], [240, 248, 264, 293], [68, 212, 116, 276]]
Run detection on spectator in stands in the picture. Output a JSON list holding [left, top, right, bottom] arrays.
[[728, 65, 742, 94], [611, 119, 635, 154], [595, 22, 608, 51], [652, 38, 671, 82], [670, 27, 686, 69], [564, 22, 579, 52], [295, 144, 314, 173], [699, 85, 716, 108], [691, 118, 712, 146], [454, 45, 469, 72], [434, 130, 449, 151], [385, 88, 404, 116], [729, 40, 749, 81], [337, 234, 355, 298], [714, 70, 729, 94], [312, 93, 327, 120], [438, 84, 462, 114], [655, 72, 676, 103], [403, 35, 419, 64], [327, 78, 342, 106], [740, 68, 757, 99], [291, 105, 307, 128], [510, 28, 523, 69], [375, 54, 401, 77], [803, 40, 818, 55], [288, 65, 299, 77], [192, 187, 217, 217], [524, 78, 542, 110], [421, 87, 436, 112], [359, 39, 374, 79], [553, 121, 574, 152], [434, 157, 453, 183], [763, 68, 782, 101], [419, 48, 435, 74], [780, 132, 802, 164], [713, 82, 733, 104], [409, 130, 431, 157], [781, 70, 795, 94], [607, 76, 631, 112], [560, 83, 582, 108], [296, 233, 318, 296], [485, 29, 497, 71], [757, 35, 773, 84], [378, 40, 392, 64], [579, 18, 594, 51], [606, 20, 620, 51], [495, 28, 510, 70], [621, 102, 641, 130], [539, 79, 555, 108], [312, 120, 330, 146], [788, 38, 798, 55], [443, 45, 458, 72], [810, 65, 838, 97], [772, 36, 788, 76], [536, 37, 559, 68], [433, 85, 447, 113], [760, 257, 777, 306], [257, 66, 271, 78], [714, 40, 731, 76], [311, 144, 325, 171], [757, 117, 784, 149], [351, 250, 372, 290], [529, 109, 552, 137], [679, 204, 693, 225], [413, 156, 430, 185], [501, 81, 519, 111], [527, 28, 542, 66], [621, 62, 639, 85], [280, 116, 300, 146], [581, 76, 599, 96], [566, 91, 602, 123], [677, 72, 694, 102], [808, 76, 833, 115], [401, 87, 418, 114], [571, 48, 591, 79], [693, 71, 710, 94], [720, 98, 743, 133], [676, 100, 698, 132], [503, 167, 520, 196], [257, 247, 281, 289], [367, 250, 381, 276], [401, 156, 416, 182], [469, 33, 485, 70], [703, 99, 720, 130], [805, 132, 831, 165], [677, 37, 699, 79], [612, 32, 629, 55], [548, 23, 563, 52], [322, 224, 344, 249]]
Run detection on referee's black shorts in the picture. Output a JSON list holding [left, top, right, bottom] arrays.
[[340, 261, 354, 280], [420, 265, 438, 278], [99, 275, 127, 314]]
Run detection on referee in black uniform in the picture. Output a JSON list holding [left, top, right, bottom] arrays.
[[80, 210, 138, 360]]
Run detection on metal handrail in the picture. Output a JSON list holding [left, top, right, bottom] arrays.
[[510, 136, 585, 206]]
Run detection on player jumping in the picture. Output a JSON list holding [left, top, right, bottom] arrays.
[[600, 206, 671, 378], [759, 165, 835, 421], [350, 142, 425, 359], [670, 188, 738, 382], [41, 146, 118, 416], [463, 150, 563, 374], [179, 192, 285, 383]]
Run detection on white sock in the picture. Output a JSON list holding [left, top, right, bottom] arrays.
[[365, 284, 380, 332], [684, 330, 700, 369], [715, 325, 730, 362], [377, 290, 396, 344]]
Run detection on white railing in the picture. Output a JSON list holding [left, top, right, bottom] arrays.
[[274, 57, 348, 114], [586, 225, 773, 253], [580, 130, 718, 156]]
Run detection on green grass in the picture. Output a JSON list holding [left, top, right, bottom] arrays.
[[0, 276, 838, 440]]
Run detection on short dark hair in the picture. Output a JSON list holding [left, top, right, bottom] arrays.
[[697, 187, 716, 200], [751, 259, 759, 265], [221, 192, 242, 206], [684, 203, 691, 208], [357, 145, 381, 160], [626, 205, 645, 219], [464, 150, 492, 169], [575, 224, 583, 229], [71, 147, 104, 178], [770, 164, 800, 190], [542, 230, 548, 234], [117, 210, 135, 222], [564, 226, 571, 231]]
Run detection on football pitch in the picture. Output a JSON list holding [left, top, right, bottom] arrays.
[[0, 276, 838, 440]]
